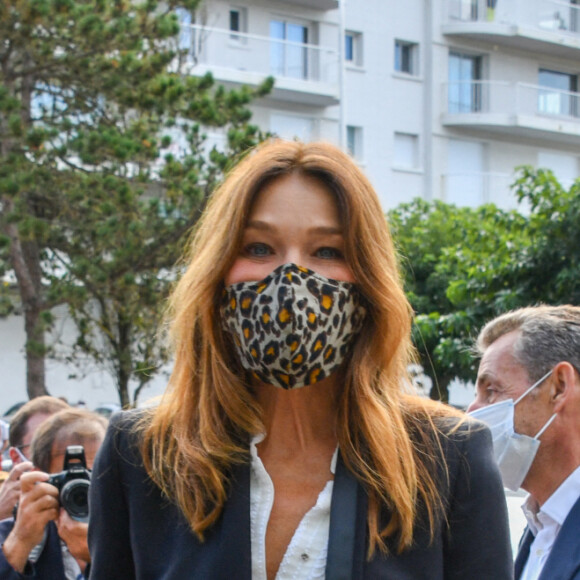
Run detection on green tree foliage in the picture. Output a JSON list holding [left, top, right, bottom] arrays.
[[390, 169, 580, 402], [443, 168, 580, 354], [0, 0, 273, 405], [511, 167, 580, 305], [388, 198, 529, 401]]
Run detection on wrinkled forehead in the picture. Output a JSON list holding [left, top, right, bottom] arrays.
[[50, 433, 104, 471]]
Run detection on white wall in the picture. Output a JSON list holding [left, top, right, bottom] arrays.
[[0, 307, 169, 414]]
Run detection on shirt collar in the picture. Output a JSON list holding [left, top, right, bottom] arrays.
[[522, 464, 580, 535]]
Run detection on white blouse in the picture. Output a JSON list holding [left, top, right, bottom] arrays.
[[249, 435, 337, 580]]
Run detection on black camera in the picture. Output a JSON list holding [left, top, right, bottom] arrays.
[[47, 445, 92, 522]]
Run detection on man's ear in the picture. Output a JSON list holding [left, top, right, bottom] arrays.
[[8, 447, 20, 465], [551, 361, 576, 412]]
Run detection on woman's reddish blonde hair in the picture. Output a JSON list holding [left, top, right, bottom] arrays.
[[141, 139, 460, 554]]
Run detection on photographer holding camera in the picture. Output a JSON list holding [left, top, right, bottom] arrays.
[[0, 396, 70, 521], [0, 408, 107, 580]]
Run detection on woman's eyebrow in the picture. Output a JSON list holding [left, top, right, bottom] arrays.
[[245, 220, 274, 231], [245, 220, 343, 236], [309, 226, 344, 236]]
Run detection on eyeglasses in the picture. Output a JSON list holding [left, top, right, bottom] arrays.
[[13, 445, 30, 462]]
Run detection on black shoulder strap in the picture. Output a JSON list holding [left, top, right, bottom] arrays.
[[325, 451, 360, 580]]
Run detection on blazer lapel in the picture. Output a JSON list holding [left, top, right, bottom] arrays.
[[214, 461, 252, 580], [538, 495, 580, 580], [326, 451, 362, 580], [514, 528, 534, 579]]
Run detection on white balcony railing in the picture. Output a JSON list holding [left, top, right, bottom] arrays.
[[176, 24, 339, 87], [444, 80, 580, 120], [446, 0, 580, 36]]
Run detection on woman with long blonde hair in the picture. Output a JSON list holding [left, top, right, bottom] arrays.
[[88, 140, 512, 579]]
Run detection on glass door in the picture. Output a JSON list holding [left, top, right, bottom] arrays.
[[538, 69, 577, 117], [448, 52, 482, 113], [270, 20, 308, 80]]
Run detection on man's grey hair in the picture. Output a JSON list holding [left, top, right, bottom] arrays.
[[476, 305, 580, 382]]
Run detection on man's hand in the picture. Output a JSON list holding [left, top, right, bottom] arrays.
[[0, 462, 34, 520], [1, 471, 59, 573], [56, 509, 90, 564]]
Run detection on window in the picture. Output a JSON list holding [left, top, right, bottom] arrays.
[[346, 126, 363, 160], [446, 139, 485, 207], [229, 7, 247, 42], [345, 31, 363, 67], [448, 52, 483, 113], [393, 133, 419, 169], [270, 20, 309, 80], [394, 40, 418, 75], [270, 113, 314, 142], [572, 0, 580, 33], [345, 34, 353, 61], [538, 69, 578, 117], [176, 8, 193, 52], [449, 0, 478, 21], [540, 1, 579, 31]]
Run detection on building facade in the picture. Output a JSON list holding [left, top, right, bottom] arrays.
[[181, 0, 580, 209]]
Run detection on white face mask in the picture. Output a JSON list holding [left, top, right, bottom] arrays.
[[469, 369, 557, 491]]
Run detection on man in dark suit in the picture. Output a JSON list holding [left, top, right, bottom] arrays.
[[468, 305, 580, 580]]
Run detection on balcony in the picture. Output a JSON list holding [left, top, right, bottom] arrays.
[[442, 0, 580, 58], [272, 0, 339, 10], [442, 80, 580, 144], [178, 24, 340, 107]]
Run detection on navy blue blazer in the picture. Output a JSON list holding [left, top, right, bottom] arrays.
[[514, 494, 580, 580], [88, 411, 513, 580], [0, 520, 66, 580]]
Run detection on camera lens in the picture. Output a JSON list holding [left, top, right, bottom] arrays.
[[60, 479, 90, 522]]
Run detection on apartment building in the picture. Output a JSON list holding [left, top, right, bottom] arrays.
[[180, 0, 580, 210]]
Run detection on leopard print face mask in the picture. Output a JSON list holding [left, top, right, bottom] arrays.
[[221, 263, 367, 389]]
